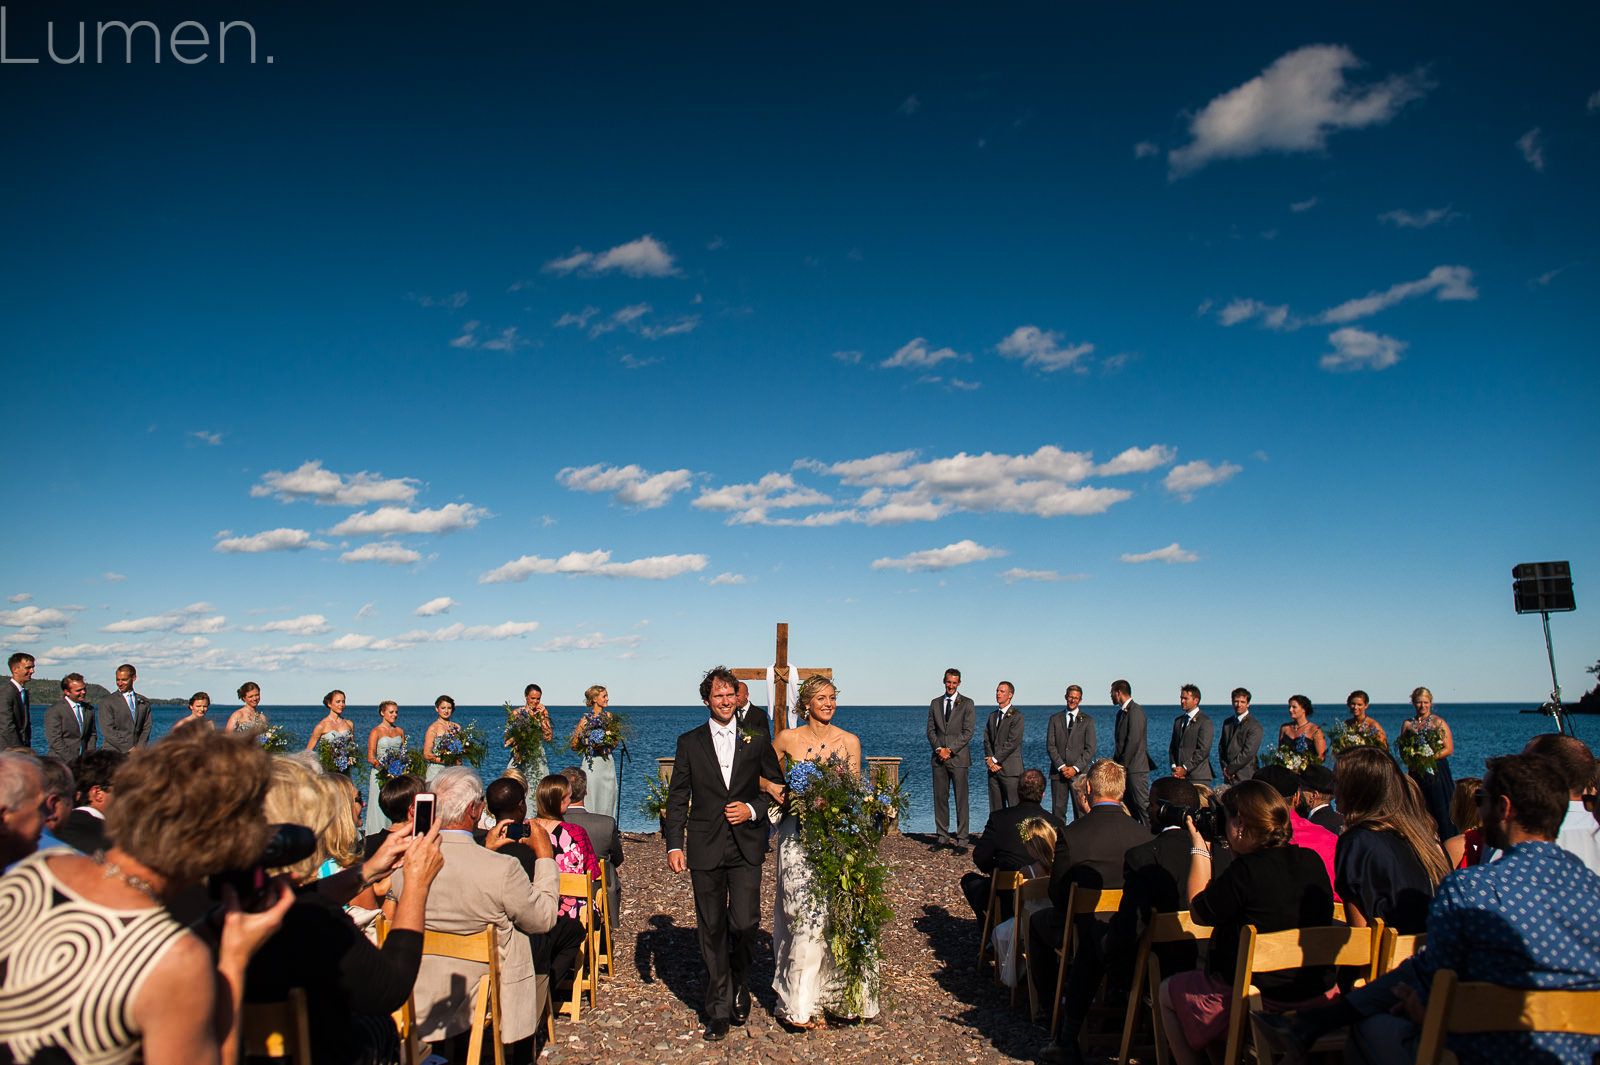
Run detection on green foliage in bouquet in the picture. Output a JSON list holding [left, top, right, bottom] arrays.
[[256, 724, 299, 754], [503, 701, 549, 769], [1396, 725, 1442, 774], [638, 774, 671, 821], [1328, 720, 1387, 755], [431, 720, 488, 768]]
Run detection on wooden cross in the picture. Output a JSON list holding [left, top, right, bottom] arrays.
[[731, 622, 832, 736]]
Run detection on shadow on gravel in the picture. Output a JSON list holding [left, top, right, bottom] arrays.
[[635, 914, 705, 1011], [916, 903, 1049, 1062]]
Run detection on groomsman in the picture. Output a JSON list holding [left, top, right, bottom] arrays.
[[732, 681, 771, 741], [1168, 684, 1214, 783], [1218, 687, 1263, 784], [927, 668, 976, 849], [983, 682, 1025, 810], [1046, 685, 1096, 820], [44, 674, 97, 762], [1111, 679, 1156, 824], [97, 663, 152, 753], [1, 653, 33, 750]]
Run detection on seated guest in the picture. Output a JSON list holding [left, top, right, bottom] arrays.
[[364, 772, 425, 859], [391, 766, 559, 1064], [991, 816, 1058, 988], [1300, 764, 1343, 833], [1260, 751, 1600, 1065], [1523, 734, 1600, 875], [562, 764, 625, 930], [961, 768, 1065, 921], [0, 731, 295, 1062], [1157, 780, 1336, 1065], [1255, 765, 1341, 901], [58, 747, 126, 854], [1443, 777, 1483, 869], [246, 756, 446, 1065], [1029, 759, 1149, 1033], [36, 754, 76, 852], [482, 776, 589, 994], [1332, 746, 1450, 933], [531, 773, 600, 919], [0, 752, 48, 868]]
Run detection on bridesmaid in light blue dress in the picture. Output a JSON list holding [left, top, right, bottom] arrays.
[[506, 683, 552, 784], [423, 694, 459, 784], [365, 700, 406, 834], [578, 684, 620, 821]]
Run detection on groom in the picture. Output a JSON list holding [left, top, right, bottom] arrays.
[[666, 665, 784, 1041]]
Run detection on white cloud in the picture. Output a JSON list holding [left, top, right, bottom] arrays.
[[995, 325, 1094, 372], [612, 303, 651, 325], [1290, 197, 1320, 212], [1378, 206, 1460, 229], [1168, 45, 1429, 177], [707, 573, 747, 585], [251, 460, 420, 506], [340, 543, 424, 565], [189, 430, 224, 446], [1095, 445, 1178, 476], [998, 568, 1087, 584], [102, 602, 226, 635], [1320, 327, 1407, 372], [880, 337, 968, 370], [691, 473, 834, 525], [411, 292, 468, 309], [356, 603, 376, 620], [480, 327, 528, 352], [831, 350, 863, 364], [1528, 264, 1575, 289], [248, 614, 332, 636], [542, 235, 679, 278], [449, 324, 478, 349], [557, 464, 694, 509], [333, 620, 542, 652], [872, 539, 1006, 572], [1133, 140, 1160, 158], [5, 594, 30, 603], [619, 353, 662, 370], [639, 316, 699, 339], [1517, 127, 1545, 172], [479, 550, 709, 583], [1163, 459, 1242, 500], [531, 632, 646, 653], [0, 606, 71, 629], [414, 597, 458, 616], [554, 306, 600, 329], [326, 503, 487, 537], [103, 573, 126, 583], [1121, 543, 1199, 564], [898, 95, 920, 116], [1317, 265, 1477, 324], [1217, 298, 1293, 329], [214, 528, 330, 554]]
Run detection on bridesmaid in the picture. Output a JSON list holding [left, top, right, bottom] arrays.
[[306, 689, 355, 750], [422, 695, 460, 783], [1343, 690, 1388, 748], [577, 684, 620, 821], [224, 681, 266, 734], [1400, 686, 1457, 839], [172, 691, 215, 733], [506, 683, 552, 783], [1277, 695, 1326, 763], [365, 700, 406, 833]]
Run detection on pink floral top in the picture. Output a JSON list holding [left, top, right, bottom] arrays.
[[547, 821, 601, 918]]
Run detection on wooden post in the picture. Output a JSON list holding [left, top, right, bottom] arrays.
[[731, 621, 830, 737]]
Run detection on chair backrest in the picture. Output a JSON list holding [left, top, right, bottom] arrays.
[[1222, 922, 1384, 1065], [241, 987, 313, 1063], [421, 925, 504, 1065], [1066, 883, 1124, 917], [1379, 928, 1426, 973], [422, 925, 498, 966], [560, 871, 595, 920], [1330, 901, 1347, 924], [1147, 909, 1209, 942], [1414, 969, 1600, 1065]]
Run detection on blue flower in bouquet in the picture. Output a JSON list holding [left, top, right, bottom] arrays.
[[786, 760, 822, 794], [588, 728, 607, 745]]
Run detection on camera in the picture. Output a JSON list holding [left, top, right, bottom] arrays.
[[209, 823, 317, 909], [1151, 798, 1223, 842], [504, 822, 531, 841]]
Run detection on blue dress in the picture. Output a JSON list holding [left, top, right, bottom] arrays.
[[366, 733, 405, 834]]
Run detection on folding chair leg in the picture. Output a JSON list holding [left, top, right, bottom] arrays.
[[1118, 951, 1149, 1065], [466, 978, 488, 1065]]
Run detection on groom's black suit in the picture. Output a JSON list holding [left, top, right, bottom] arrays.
[[664, 720, 783, 1025]]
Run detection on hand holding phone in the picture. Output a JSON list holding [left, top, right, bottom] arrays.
[[413, 793, 436, 836]]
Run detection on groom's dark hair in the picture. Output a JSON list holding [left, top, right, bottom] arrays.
[[699, 665, 739, 702]]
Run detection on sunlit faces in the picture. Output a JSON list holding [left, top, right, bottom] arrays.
[[1232, 693, 1250, 715], [243, 687, 262, 709], [1288, 700, 1307, 725], [807, 685, 838, 722], [1064, 689, 1083, 711], [435, 697, 455, 721], [9, 658, 32, 684], [381, 703, 398, 725], [996, 683, 1014, 707], [594, 688, 610, 710], [190, 695, 210, 715], [1179, 688, 1199, 712], [705, 678, 738, 726], [327, 692, 346, 716], [114, 668, 135, 693], [63, 679, 87, 702], [1412, 692, 1432, 716], [1347, 696, 1369, 718], [943, 673, 960, 697]]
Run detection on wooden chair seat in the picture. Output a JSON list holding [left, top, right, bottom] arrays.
[[1414, 969, 1600, 1065]]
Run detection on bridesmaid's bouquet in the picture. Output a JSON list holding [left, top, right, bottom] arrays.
[[374, 741, 415, 786], [569, 708, 632, 759], [1397, 725, 1441, 774], [784, 754, 908, 1017], [1260, 740, 1312, 774], [1329, 720, 1386, 755], [256, 724, 299, 753], [503, 702, 549, 768], [316, 731, 357, 776], [637, 774, 671, 822], [433, 721, 488, 768]]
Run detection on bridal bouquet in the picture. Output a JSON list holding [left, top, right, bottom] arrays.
[[432, 721, 488, 768], [1329, 720, 1386, 755], [1396, 725, 1441, 774], [316, 730, 357, 776], [785, 754, 909, 1017], [569, 708, 632, 759], [256, 724, 299, 753], [503, 702, 549, 768]]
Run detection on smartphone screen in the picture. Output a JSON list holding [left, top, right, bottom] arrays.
[[413, 793, 435, 835]]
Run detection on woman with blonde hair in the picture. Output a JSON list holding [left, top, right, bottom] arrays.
[[1399, 686, 1457, 839], [1444, 777, 1484, 868], [225, 680, 267, 734], [1332, 746, 1451, 933]]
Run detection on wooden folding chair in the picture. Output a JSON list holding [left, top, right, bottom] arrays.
[[1012, 875, 1050, 1008], [1225, 922, 1383, 1065], [1118, 909, 1210, 1065], [241, 987, 313, 1064], [593, 858, 615, 982], [375, 915, 424, 1065], [421, 925, 505, 1065], [1047, 885, 1124, 1041], [558, 871, 597, 1020], [1378, 928, 1426, 973], [978, 869, 1027, 971], [1330, 901, 1347, 925], [1414, 968, 1600, 1065]]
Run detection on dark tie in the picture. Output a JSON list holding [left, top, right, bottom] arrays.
[[944, 697, 952, 722]]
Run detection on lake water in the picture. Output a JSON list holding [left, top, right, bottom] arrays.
[[89, 700, 1592, 834]]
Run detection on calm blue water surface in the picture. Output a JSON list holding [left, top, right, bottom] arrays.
[[53, 701, 1595, 834]]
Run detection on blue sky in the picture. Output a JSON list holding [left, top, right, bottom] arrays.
[[3, 1, 1597, 709]]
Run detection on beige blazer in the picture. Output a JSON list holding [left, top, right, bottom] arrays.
[[393, 830, 559, 1043]]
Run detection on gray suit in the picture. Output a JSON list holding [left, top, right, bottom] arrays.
[[96, 690, 152, 753], [1169, 710, 1215, 783], [983, 708, 1025, 810], [565, 804, 623, 929], [44, 698, 96, 762], [392, 831, 558, 1043], [1113, 699, 1156, 824], [0, 681, 29, 750], [1218, 712, 1264, 783], [1045, 709, 1096, 820], [927, 692, 976, 844]]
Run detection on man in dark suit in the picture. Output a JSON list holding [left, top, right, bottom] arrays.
[[664, 666, 783, 1041], [927, 668, 976, 849], [1046, 685, 1096, 820], [960, 769, 1065, 920], [0, 653, 33, 750], [1218, 686, 1264, 785], [1029, 759, 1151, 1039], [1110, 679, 1156, 824], [96, 662, 152, 754], [56, 748, 126, 853], [984, 682, 1026, 810], [1300, 765, 1344, 833], [732, 681, 771, 741], [44, 673, 96, 763], [562, 764, 624, 929], [1168, 684, 1214, 784]]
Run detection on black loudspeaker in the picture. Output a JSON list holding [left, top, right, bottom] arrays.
[[1512, 561, 1575, 614]]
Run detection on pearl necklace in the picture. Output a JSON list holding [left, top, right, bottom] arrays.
[[94, 852, 162, 903]]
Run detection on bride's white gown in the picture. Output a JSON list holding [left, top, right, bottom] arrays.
[[772, 813, 880, 1024]]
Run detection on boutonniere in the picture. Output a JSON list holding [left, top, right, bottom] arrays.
[[740, 726, 762, 744]]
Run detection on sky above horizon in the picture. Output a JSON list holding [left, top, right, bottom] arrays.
[[3, 2, 1597, 710]]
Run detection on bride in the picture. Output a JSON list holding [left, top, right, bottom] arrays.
[[764, 676, 880, 1029]]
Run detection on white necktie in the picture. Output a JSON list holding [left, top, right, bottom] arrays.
[[714, 727, 734, 787]]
